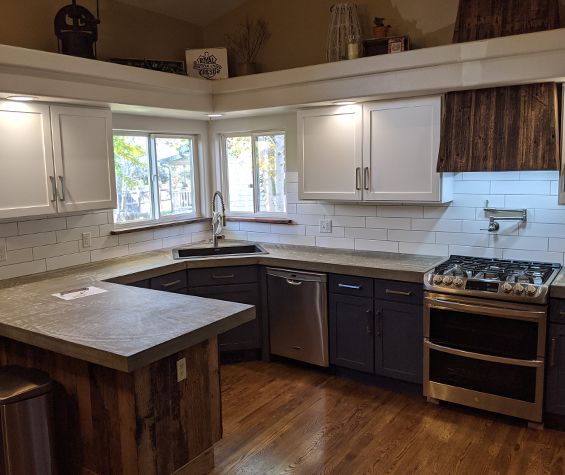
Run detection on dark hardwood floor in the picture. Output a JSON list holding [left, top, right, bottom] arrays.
[[209, 361, 565, 475]]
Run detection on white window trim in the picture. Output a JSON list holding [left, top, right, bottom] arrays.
[[220, 130, 287, 217], [113, 130, 202, 228]]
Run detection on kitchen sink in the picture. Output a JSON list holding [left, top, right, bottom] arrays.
[[172, 243, 268, 260]]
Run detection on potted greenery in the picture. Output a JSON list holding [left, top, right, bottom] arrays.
[[373, 17, 391, 38], [225, 17, 270, 76]]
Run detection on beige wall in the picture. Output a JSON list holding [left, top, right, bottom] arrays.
[[203, 0, 459, 73], [0, 0, 203, 61]]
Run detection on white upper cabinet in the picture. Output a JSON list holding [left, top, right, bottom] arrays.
[[51, 106, 116, 213], [298, 105, 363, 201], [0, 103, 116, 220], [0, 102, 57, 219], [363, 96, 442, 202], [297, 96, 448, 203]]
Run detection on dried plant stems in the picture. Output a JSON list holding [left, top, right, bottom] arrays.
[[225, 17, 270, 64]]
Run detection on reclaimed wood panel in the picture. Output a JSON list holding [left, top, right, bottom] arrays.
[[453, 0, 560, 42], [0, 337, 220, 475], [439, 0, 561, 172], [438, 83, 560, 172]]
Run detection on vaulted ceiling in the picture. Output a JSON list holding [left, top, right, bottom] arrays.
[[114, 0, 248, 26]]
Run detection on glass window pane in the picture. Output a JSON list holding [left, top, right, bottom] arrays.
[[155, 137, 195, 217], [113, 135, 152, 224], [256, 134, 286, 213], [225, 136, 254, 213]]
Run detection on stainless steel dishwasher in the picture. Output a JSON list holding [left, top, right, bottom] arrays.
[[266, 268, 328, 367]]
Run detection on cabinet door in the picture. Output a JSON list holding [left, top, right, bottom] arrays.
[[0, 102, 57, 219], [298, 105, 363, 201], [51, 106, 116, 213], [546, 323, 565, 415], [188, 283, 261, 352], [329, 293, 374, 373], [363, 96, 442, 202], [375, 300, 423, 383]]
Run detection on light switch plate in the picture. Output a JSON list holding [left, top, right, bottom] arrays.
[[82, 232, 92, 248], [176, 357, 187, 382], [319, 219, 332, 233], [0, 239, 6, 262]]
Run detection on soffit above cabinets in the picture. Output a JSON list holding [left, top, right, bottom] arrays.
[[2, 28, 565, 118]]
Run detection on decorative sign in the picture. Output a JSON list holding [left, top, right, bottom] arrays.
[[185, 48, 229, 80]]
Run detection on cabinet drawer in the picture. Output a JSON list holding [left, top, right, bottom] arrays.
[[150, 271, 187, 293], [129, 279, 150, 289], [329, 274, 373, 298], [550, 299, 565, 324], [188, 266, 258, 287], [374, 279, 423, 304]]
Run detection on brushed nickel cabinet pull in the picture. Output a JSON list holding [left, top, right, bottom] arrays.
[[355, 167, 361, 190], [363, 167, 370, 191], [161, 280, 182, 288], [338, 283, 362, 290], [550, 337, 558, 368], [49, 176, 57, 202], [58, 176, 65, 201], [212, 274, 235, 279], [375, 310, 382, 336], [366, 308, 373, 335], [385, 289, 413, 297]]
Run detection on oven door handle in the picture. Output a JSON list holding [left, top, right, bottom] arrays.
[[424, 296, 546, 322], [425, 340, 544, 368]]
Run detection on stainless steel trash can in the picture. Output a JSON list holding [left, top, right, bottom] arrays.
[[0, 366, 55, 475]]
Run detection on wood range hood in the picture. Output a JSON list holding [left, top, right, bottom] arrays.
[[437, 0, 561, 172]]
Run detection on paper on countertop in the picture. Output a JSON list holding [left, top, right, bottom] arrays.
[[52, 286, 108, 301]]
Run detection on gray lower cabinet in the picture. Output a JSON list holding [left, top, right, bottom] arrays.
[[329, 273, 423, 384], [188, 266, 261, 353], [374, 300, 423, 384], [329, 294, 374, 373]]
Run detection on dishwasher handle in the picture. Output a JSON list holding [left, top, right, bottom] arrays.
[[266, 267, 327, 283], [286, 278, 303, 286]]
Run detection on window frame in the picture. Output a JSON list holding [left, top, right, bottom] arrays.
[[113, 130, 201, 228], [220, 130, 287, 217]]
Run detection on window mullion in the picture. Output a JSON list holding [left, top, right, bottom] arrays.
[[252, 134, 259, 214], [149, 135, 160, 221]]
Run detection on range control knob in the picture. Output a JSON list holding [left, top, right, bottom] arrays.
[[433, 275, 444, 285], [514, 284, 525, 295], [526, 285, 537, 296], [453, 277, 464, 287], [501, 283, 513, 293], [442, 276, 453, 286]]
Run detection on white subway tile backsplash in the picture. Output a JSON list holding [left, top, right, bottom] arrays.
[[315, 237, 355, 250], [270, 224, 306, 235], [345, 228, 388, 241], [462, 172, 520, 181], [223, 231, 248, 241], [46, 252, 91, 271], [366, 217, 411, 230], [118, 230, 154, 245], [80, 235, 119, 251], [7, 232, 56, 251], [153, 226, 185, 239], [162, 235, 192, 249], [286, 172, 298, 183], [128, 239, 162, 255], [491, 181, 550, 195], [520, 171, 559, 181], [0, 260, 46, 280], [307, 225, 345, 238], [247, 232, 279, 244], [505, 195, 561, 209], [388, 230, 435, 244], [448, 245, 503, 259], [549, 238, 565, 253], [412, 219, 462, 233], [296, 204, 334, 215], [286, 182, 299, 194], [278, 235, 316, 246], [453, 181, 491, 194], [424, 207, 476, 220], [331, 216, 366, 228], [90, 245, 129, 262], [436, 232, 489, 247], [0, 223, 18, 238], [33, 241, 79, 260], [533, 209, 565, 224], [240, 222, 271, 233], [334, 204, 377, 217], [354, 239, 398, 253], [57, 226, 100, 243], [489, 235, 548, 251], [519, 223, 565, 238], [551, 181, 560, 196], [18, 218, 67, 235], [377, 206, 423, 218], [0, 249, 33, 268], [502, 249, 563, 265], [451, 194, 503, 208], [398, 242, 448, 257], [66, 212, 108, 228]]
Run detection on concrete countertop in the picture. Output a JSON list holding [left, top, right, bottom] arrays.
[[0, 241, 445, 373]]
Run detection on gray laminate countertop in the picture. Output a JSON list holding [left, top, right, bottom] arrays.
[[0, 241, 445, 373]]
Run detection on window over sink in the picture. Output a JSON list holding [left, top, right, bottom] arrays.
[[221, 132, 287, 215], [113, 133, 199, 225]]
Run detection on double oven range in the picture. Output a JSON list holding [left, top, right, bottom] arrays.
[[423, 255, 562, 426]]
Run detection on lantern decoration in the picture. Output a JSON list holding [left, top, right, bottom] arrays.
[[54, 0, 100, 59]]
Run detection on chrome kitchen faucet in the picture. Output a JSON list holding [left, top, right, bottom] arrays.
[[212, 191, 226, 248]]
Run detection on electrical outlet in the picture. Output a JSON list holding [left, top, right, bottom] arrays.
[[82, 232, 92, 248], [319, 219, 332, 233], [176, 357, 187, 382], [0, 239, 6, 262]]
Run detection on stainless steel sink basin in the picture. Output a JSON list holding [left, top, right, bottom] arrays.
[[172, 243, 268, 260]]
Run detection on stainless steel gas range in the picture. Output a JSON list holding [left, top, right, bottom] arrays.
[[422, 255, 562, 427]]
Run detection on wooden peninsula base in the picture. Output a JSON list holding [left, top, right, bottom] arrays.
[[0, 336, 222, 475]]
